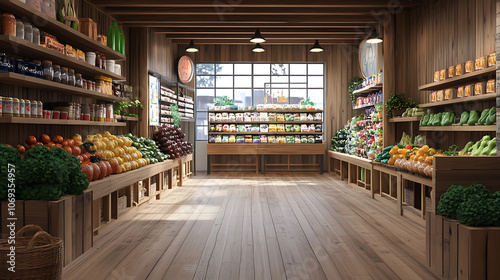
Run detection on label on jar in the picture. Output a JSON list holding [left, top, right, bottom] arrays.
[[31, 102, 38, 117], [38, 102, 43, 117], [4, 99, 13, 115], [19, 100, 25, 117], [13, 100, 20, 116], [25, 100, 31, 117]]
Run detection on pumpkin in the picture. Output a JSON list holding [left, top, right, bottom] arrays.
[[91, 163, 100, 181], [81, 163, 93, 182], [108, 159, 119, 174], [103, 161, 113, 177]]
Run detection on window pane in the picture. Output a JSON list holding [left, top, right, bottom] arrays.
[[253, 76, 270, 88], [196, 76, 214, 88], [196, 64, 214, 75], [291, 76, 307, 83], [271, 83, 289, 88], [216, 89, 233, 99], [196, 126, 208, 141], [234, 89, 252, 107], [290, 83, 307, 88], [196, 89, 214, 110], [215, 76, 233, 88], [271, 64, 288, 75], [308, 89, 324, 109], [216, 64, 233, 75], [253, 89, 266, 105], [308, 76, 324, 88], [271, 89, 288, 104], [290, 89, 307, 103], [234, 76, 252, 88], [272, 75, 288, 83], [253, 64, 270, 75], [290, 64, 307, 75], [308, 64, 324, 75], [234, 64, 252, 75], [196, 112, 208, 126]]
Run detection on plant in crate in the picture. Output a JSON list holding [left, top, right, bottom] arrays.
[[113, 99, 143, 121], [385, 93, 419, 118]]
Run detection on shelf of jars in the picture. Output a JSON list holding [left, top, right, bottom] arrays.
[[419, 93, 496, 108], [0, 116, 126, 126]]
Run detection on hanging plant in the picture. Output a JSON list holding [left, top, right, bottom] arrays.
[[348, 77, 363, 105]]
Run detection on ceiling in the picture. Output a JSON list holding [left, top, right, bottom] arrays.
[[90, 0, 421, 45]]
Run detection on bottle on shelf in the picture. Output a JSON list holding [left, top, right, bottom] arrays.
[[119, 29, 125, 55], [107, 22, 118, 51]]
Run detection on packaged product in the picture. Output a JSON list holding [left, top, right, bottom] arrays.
[[216, 124, 223, 132], [222, 135, 229, 143], [229, 135, 236, 143], [433, 71, 440, 82], [300, 113, 307, 121], [464, 84, 472, 97], [309, 124, 316, 132], [257, 104, 264, 111], [436, 90, 444, 102], [314, 113, 322, 121], [209, 124, 216, 132], [293, 124, 301, 132], [260, 135, 268, 143], [308, 135, 315, 143], [236, 113, 244, 121], [301, 136, 307, 143], [269, 124, 277, 132], [286, 136, 294, 143], [439, 69, 446, 80], [229, 113, 236, 121], [209, 135, 216, 143], [475, 56, 485, 71], [456, 63, 463, 76], [294, 135, 301, 143], [277, 124, 285, 132], [268, 135, 276, 143], [215, 135, 222, 143], [223, 124, 229, 132], [244, 112, 252, 122], [251, 125, 260, 132], [260, 124, 269, 132], [252, 113, 260, 121], [448, 66, 455, 78], [457, 87, 464, 98], [474, 82, 484, 95], [301, 124, 308, 132], [237, 125, 245, 132], [215, 113, 222, 121], [315, 135, 323, 143], [488, 53, 496, 67], [444, 89, 453, 101], [307, 114, 314, 121], [315, 124, 322, 132], [277, 113, 285, 121], [268, 112, 276, 121], [294, 113, 300, 121], [487, 79, 495, 94], [260, 112, 268, 121], [285, 124, 293, 132], [465, 60, 473, 73], [285, 113, 293, 121], [245, 124, 252, 132], [236, 136, 245, 143], [278, 136, 286, 143], [229, 124, 236, 132], [245, 135, 253, 143], [253, 136, 261, 143], [431, 92, 436, 103], [209, 113, 216, 121], [222, 112, 229, 121]]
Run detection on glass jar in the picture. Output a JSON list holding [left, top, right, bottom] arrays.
[[95, 53, 102, 68], [12, 98, 20, 117], [76, 73, 83, 88], [15, 19, 24, 39], [53, 64, 61, 82], [25, 99, 31, 118], [0, 97, 3, 117], [14, 59, 24, 75], [1, 14, 16, 36], [19, 99, 25, 117], [37, 101, 43, 118], [101, 55, 106, 70], [91, 81, 96, 91], [82, 79, 87, 90], [32, 27, 40, 45], [31, 101, 38, 118], [42, 60, 53, 81], [96, 83, 101, 93], [61, 67, 68, 84], [25, 62, 36, 77], [68, 69, 75, 86], [0, 53, 9, 72], [98, 105, 104, 121], [24, 22, 33, 43], [33, 60, 43, 78], [3, 97, 13, 117]]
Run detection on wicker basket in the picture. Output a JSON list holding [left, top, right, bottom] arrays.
[[0, 225, 63, 280]]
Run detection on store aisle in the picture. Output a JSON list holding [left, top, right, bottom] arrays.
[[63, 173, 438, 280]]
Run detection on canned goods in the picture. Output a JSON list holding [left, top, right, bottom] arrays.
[[37, 101, 43, 118], [25, 99, 31, 117], [3, 97, 13, 117], [12, 98, 20, 117]]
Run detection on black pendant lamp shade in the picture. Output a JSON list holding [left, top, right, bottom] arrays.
[[366, 29, 383, 44], [252, 43, 265, 53], [309, 40, 324, 52], [250, 29, 266, 43], [186, 40, 199, 52]]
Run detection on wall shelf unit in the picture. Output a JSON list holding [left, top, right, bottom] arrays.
[[418, 67, 495, 91], [419, 125, 496, 132], [353, 83, 383, 94], [419, 94, 496, 108], [389, 116, 422, 122], [0, 117, 127, 126]]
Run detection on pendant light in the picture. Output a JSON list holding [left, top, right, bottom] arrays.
[[252, 43, 265, 53], [366, 28, 383, 44], [250, 29, 266, 43], [309, 40, 324, 53], [185, 40, 199, 52]]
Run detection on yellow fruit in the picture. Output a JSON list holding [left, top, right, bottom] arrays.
[[124, 162, 131, 171], [130, 161, 137, 169], [116, 157, 124, 165], [137, 151, 143, 158], [131, 152, 137, 160], [146, 158, 150, 165], [119, 164, 125, 173]]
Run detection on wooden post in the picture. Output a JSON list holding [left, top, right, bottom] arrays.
[[111, 191, 118, 219], [102, 194, 112, 222]]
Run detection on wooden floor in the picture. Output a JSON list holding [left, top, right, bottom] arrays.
[[63, 173, 439, 280]]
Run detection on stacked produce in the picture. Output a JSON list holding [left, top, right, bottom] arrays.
[[331, 129, 347, 153], [457, 107, 496, 126], [401, 107, 426, 118], [128, 134, 169, 163], [459, 135, 497, 156], [419, 111, 456, 126], [437, 184, 500, 226], [153, 125, 193, 159], [343, 105, 383, 159]]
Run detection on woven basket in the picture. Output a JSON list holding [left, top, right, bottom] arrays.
[[0, 225, 63, 280]]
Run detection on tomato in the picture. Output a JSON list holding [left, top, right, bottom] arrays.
[[77, 155, 84, 162], [91, 163, 100, 181], [405, 144, 413, 150], [72, 146, 82, 156], [74, 140, 83, 147], [15, 145, 25, 154], [61, 140, 69, 147], [26, 136, 37, 145], [35, 142, 43, 146], [52, 135, 63, 144], [40, 134, 51, 144], [45, 142, 55, 149], [66, 139, 75, 147], [63, 146, 73, 154], [55, 143, 63, 148], [81, 153, 89, 162], [81, 164, 93, 182]]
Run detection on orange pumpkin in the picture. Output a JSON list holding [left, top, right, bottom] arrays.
[[81, 164, 93, 182]]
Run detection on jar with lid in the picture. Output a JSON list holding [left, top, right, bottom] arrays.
[[53, 65, 61, 82], [96, 83, 101, 93], [19, 99, 25, 117], [37, 101, 43, 118], [98, 105, 105, 121], [100, 55, 106, 70], [82, 79, 87, 90], [1, 14, 16, 36], [12, 98, 20, 117], [25, 99, 31, 117], [24, 22, 33, 43], [0, 53, 10, 72], [68, 69, 75, 86], [32, 27, 40, 45], [91, 81, 96, 91], [25, 62, 36, 77], [107, 104, 113, 122], [31, 101, 38, 118], [14, 59, 25, 75], [89, 104, 95, 121], [15, 19, 24, 39], [33, 60, 43, 78], [42, 60, 53, 81], [75, 73, 83, 88], [95, 53, 102, 68], [0, 97, 3, 117], [3, 97, 13, 117], [61, 67, 68, 84], [77, 104, 82, 120]]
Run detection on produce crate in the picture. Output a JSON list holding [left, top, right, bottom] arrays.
[[426, 211, 500, 279]]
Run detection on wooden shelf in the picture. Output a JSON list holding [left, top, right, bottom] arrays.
[[208, 132, 323, 135], [209, 110, 323, 113], [0, 117, 127, 126], [418, 67, 495, 91], [208, 121, 323, 124], [419, 125, 496, 132], [419, 94, 496, 108], [2, 0, 125, 60], [0, 35, 126, 80], [114, 116, 139, 121], [389, 116, 422, 123], [207, 143, 326, 155], [0, 72, 129, 102], [353, 103, 381, 110], [180, 117, 195, 122], [353, 83, 383, 94]]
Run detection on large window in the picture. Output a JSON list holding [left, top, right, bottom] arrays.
[[195, 63, 325, 140]]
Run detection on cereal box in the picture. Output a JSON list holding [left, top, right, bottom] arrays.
[[474, 82, 484, 95], [464, 84, 472, 97], [465, 61, 473, 73], [448, 66, 455, 78], [457, 86, 464, 98], [439, 69, 446, 81], [444, 89, 453, 101], [475, 56, 485, 71], [436, 90, 444, 102], [486, 79, 495, 94], [488, 53, 496, 67], [434, 71, 440, 82]]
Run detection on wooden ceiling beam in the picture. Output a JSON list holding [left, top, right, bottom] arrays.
[[138, 23, 370, 28], [165, 34, 361, 40], [153, 28, 368, 35], [172, 39, 359, 45]]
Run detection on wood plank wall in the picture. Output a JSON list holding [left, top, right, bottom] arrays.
[[390, 0, 496, 150]]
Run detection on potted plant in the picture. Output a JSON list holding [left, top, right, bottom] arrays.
[[113, 99, 143, 121], [348, 77, 363, 106], [385, 93, 418, 118], [214, 96, 236, 109]]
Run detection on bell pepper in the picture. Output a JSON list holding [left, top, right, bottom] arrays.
[[432, 112, 443, 126], [461, 141, 474, 155], [441, 112, 455, 126], [486, 114, 496, 125], [458, 111, 470, 126], [467, 110, 480, 126], [480, 137, 497, 155], [477, 108, 491, 125], [420, 114, 430, 126]]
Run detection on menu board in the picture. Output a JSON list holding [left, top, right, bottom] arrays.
[[148, 74, 160, 126]]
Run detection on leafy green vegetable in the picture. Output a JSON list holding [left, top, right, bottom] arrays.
[[457, 194, 498, 226], [348, 77, 363, 105], [437, 184, 491, 220], [171, 104, 181, 127], [385, 93, 419, 118], [0, 144, 22, 200]]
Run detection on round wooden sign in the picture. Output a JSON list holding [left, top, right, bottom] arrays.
[[358, 39, 383, 78], [178, 55, 194, 84]]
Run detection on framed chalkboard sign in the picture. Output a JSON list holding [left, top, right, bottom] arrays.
[[359, 40, 383, 78]]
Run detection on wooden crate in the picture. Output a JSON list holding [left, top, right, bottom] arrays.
[[0, 190, 93, 266], [426, 211, 500, 279]]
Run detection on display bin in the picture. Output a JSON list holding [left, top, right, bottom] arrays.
[[327, 151, 372, 192]]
